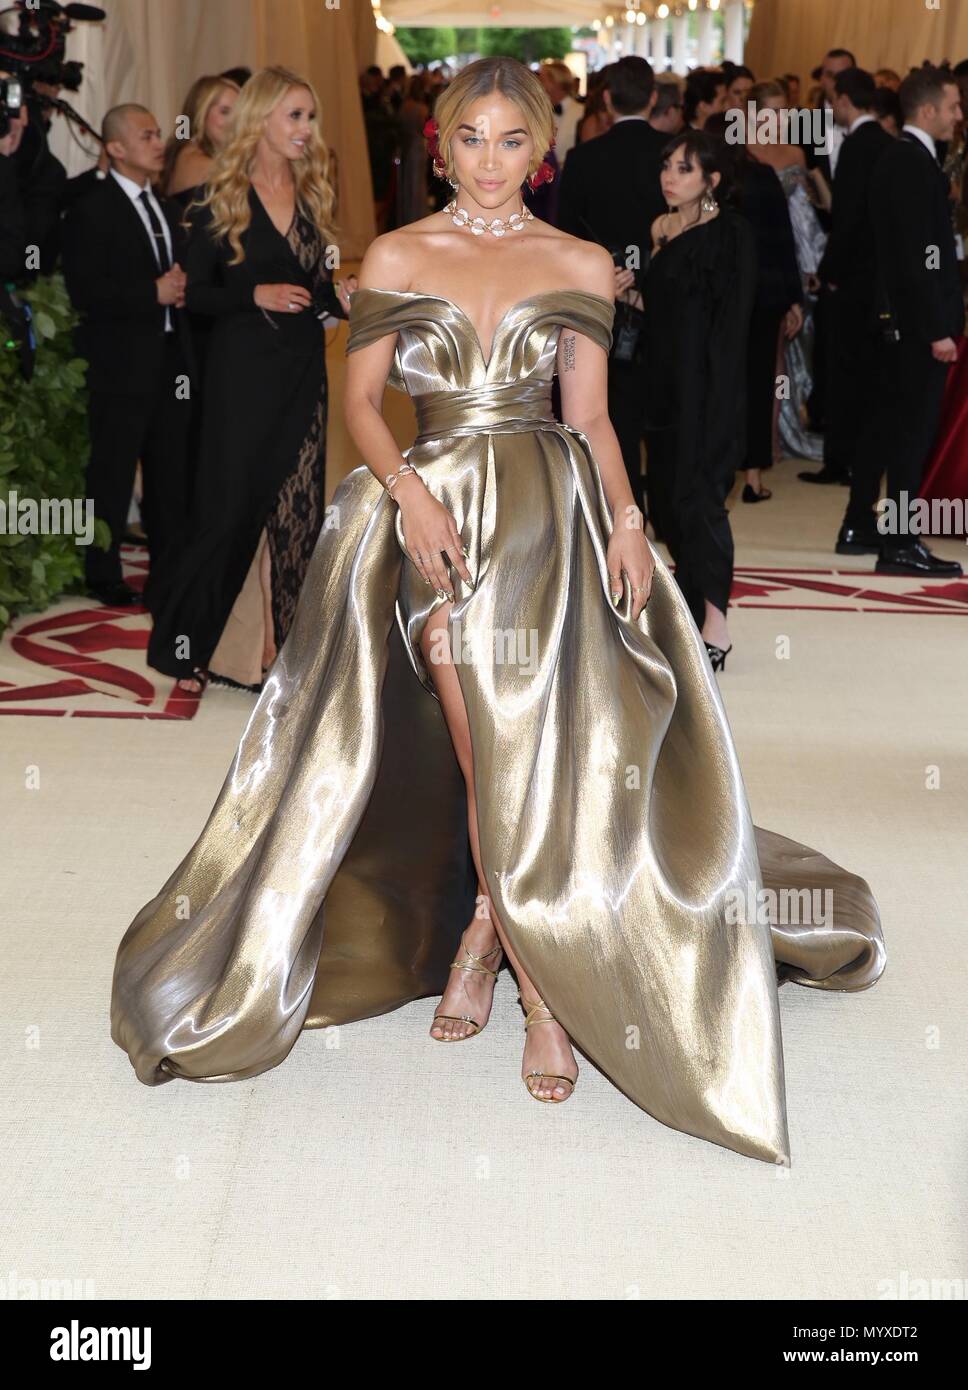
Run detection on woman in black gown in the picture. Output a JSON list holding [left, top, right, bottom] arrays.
[[642, 130, 757, 670], [147, 66, 355, 693]]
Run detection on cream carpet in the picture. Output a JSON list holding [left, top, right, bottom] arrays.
[[1, 323, 965, 1300]]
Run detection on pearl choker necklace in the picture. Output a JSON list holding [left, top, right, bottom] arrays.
[[445, 199, 534, 238]]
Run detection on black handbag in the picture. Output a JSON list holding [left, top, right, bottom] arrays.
[[611, 295, 645, 364]]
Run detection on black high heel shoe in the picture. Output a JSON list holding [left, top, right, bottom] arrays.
[[704, 641, 732, 672], [742, 483, 772, 503]]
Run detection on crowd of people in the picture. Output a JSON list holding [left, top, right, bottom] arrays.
[[358, 49, 968, 662], [2, 64, 355, 694], [4, 40, 965, 692]]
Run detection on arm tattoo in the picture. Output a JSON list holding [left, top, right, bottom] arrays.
[[562, 332, 576, 372]]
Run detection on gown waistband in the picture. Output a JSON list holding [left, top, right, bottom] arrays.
[[412, 379, 555, 442]]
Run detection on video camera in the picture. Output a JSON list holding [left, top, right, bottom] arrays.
[[0, 0, 105, 136]]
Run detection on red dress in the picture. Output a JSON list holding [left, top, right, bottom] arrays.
[[919, 335, 968, 535]]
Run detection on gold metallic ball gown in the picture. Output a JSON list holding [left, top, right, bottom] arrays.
[[111, 288, 886, 1165]]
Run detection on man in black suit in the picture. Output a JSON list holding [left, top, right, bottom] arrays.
[[62, 103, 195, 607], [557, 56, 667, 518], [804, 69, 893, 502], [806, 48, 856, 195], [863, 67, 963, 577]]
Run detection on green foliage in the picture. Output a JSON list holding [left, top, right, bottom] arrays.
[[394, 27, 459, 66], [393, 26, 574, 67], [478, 28, 573, 63], [0, 273, 106, 632]]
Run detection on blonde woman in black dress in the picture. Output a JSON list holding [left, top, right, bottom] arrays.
[[147, 66, 355, 693]]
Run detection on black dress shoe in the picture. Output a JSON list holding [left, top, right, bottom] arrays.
[[798, 466, 849, 485], [88, 581, 142, 607], [742, 483, 772, 503], [875, 540, 964, 577], [835, 523, 882, 555]]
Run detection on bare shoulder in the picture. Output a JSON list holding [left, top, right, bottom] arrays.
[[356, 214, 451, 291], [356, 230, 413, 291], [537, 225, 615, 298]]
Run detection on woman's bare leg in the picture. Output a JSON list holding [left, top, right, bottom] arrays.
[[420, 599, 577, 1097], [259, 533, 277, 671], [701, 599, 730, 650]]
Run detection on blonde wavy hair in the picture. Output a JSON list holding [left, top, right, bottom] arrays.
[[160, 74, 239, 194], [431, 57, 555, 187], [195, 65, 337, 265]]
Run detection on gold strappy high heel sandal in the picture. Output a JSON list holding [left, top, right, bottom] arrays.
[[519, 993, 579, 1102], [430, 930, 503, 1041]]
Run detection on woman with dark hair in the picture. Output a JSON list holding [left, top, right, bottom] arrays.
[[642, 128, 757, 669], [576, 65, 613, 143], [705, 109, 804, 502], [683, 70, 727, 129]]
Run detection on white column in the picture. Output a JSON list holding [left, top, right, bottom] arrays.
[[623, 21, 636, 57], [647, 18, 667, 70], [634, 17, 650, 58], [671, 12, 689, 75], [723, 0, 746, 65], [696, 5, 715, 66]]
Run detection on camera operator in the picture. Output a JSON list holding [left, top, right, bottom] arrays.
[[0, 70, 67, 278], [0, 74, 28, 279]]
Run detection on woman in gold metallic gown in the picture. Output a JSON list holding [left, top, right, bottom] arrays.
[[110, 59, 885, 1167]]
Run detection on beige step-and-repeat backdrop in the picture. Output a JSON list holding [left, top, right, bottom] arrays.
[[747, 0, 968, 81]]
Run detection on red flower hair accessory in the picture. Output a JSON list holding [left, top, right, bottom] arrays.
[[423, 116, 448, 180], [528, 135, 557, 190]]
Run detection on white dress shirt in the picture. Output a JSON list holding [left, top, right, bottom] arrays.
[[110, 167, 174, 330], [901, 123, 938, 161], [823, 101, 846, 175], [848, 113, 876, 136]]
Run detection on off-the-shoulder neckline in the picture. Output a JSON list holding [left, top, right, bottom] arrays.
[[350, 287, 614, 370]]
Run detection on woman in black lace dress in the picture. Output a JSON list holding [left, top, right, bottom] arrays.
[[147, 66, 355, 693]]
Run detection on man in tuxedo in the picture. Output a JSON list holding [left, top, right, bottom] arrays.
[[557, 56, 667, 517], [863, 67, 964, 576], [800, 49, 857, 434], [807, 48, 857, 191], [62, 104, 195, 608], [802, 69, 893, 497]]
